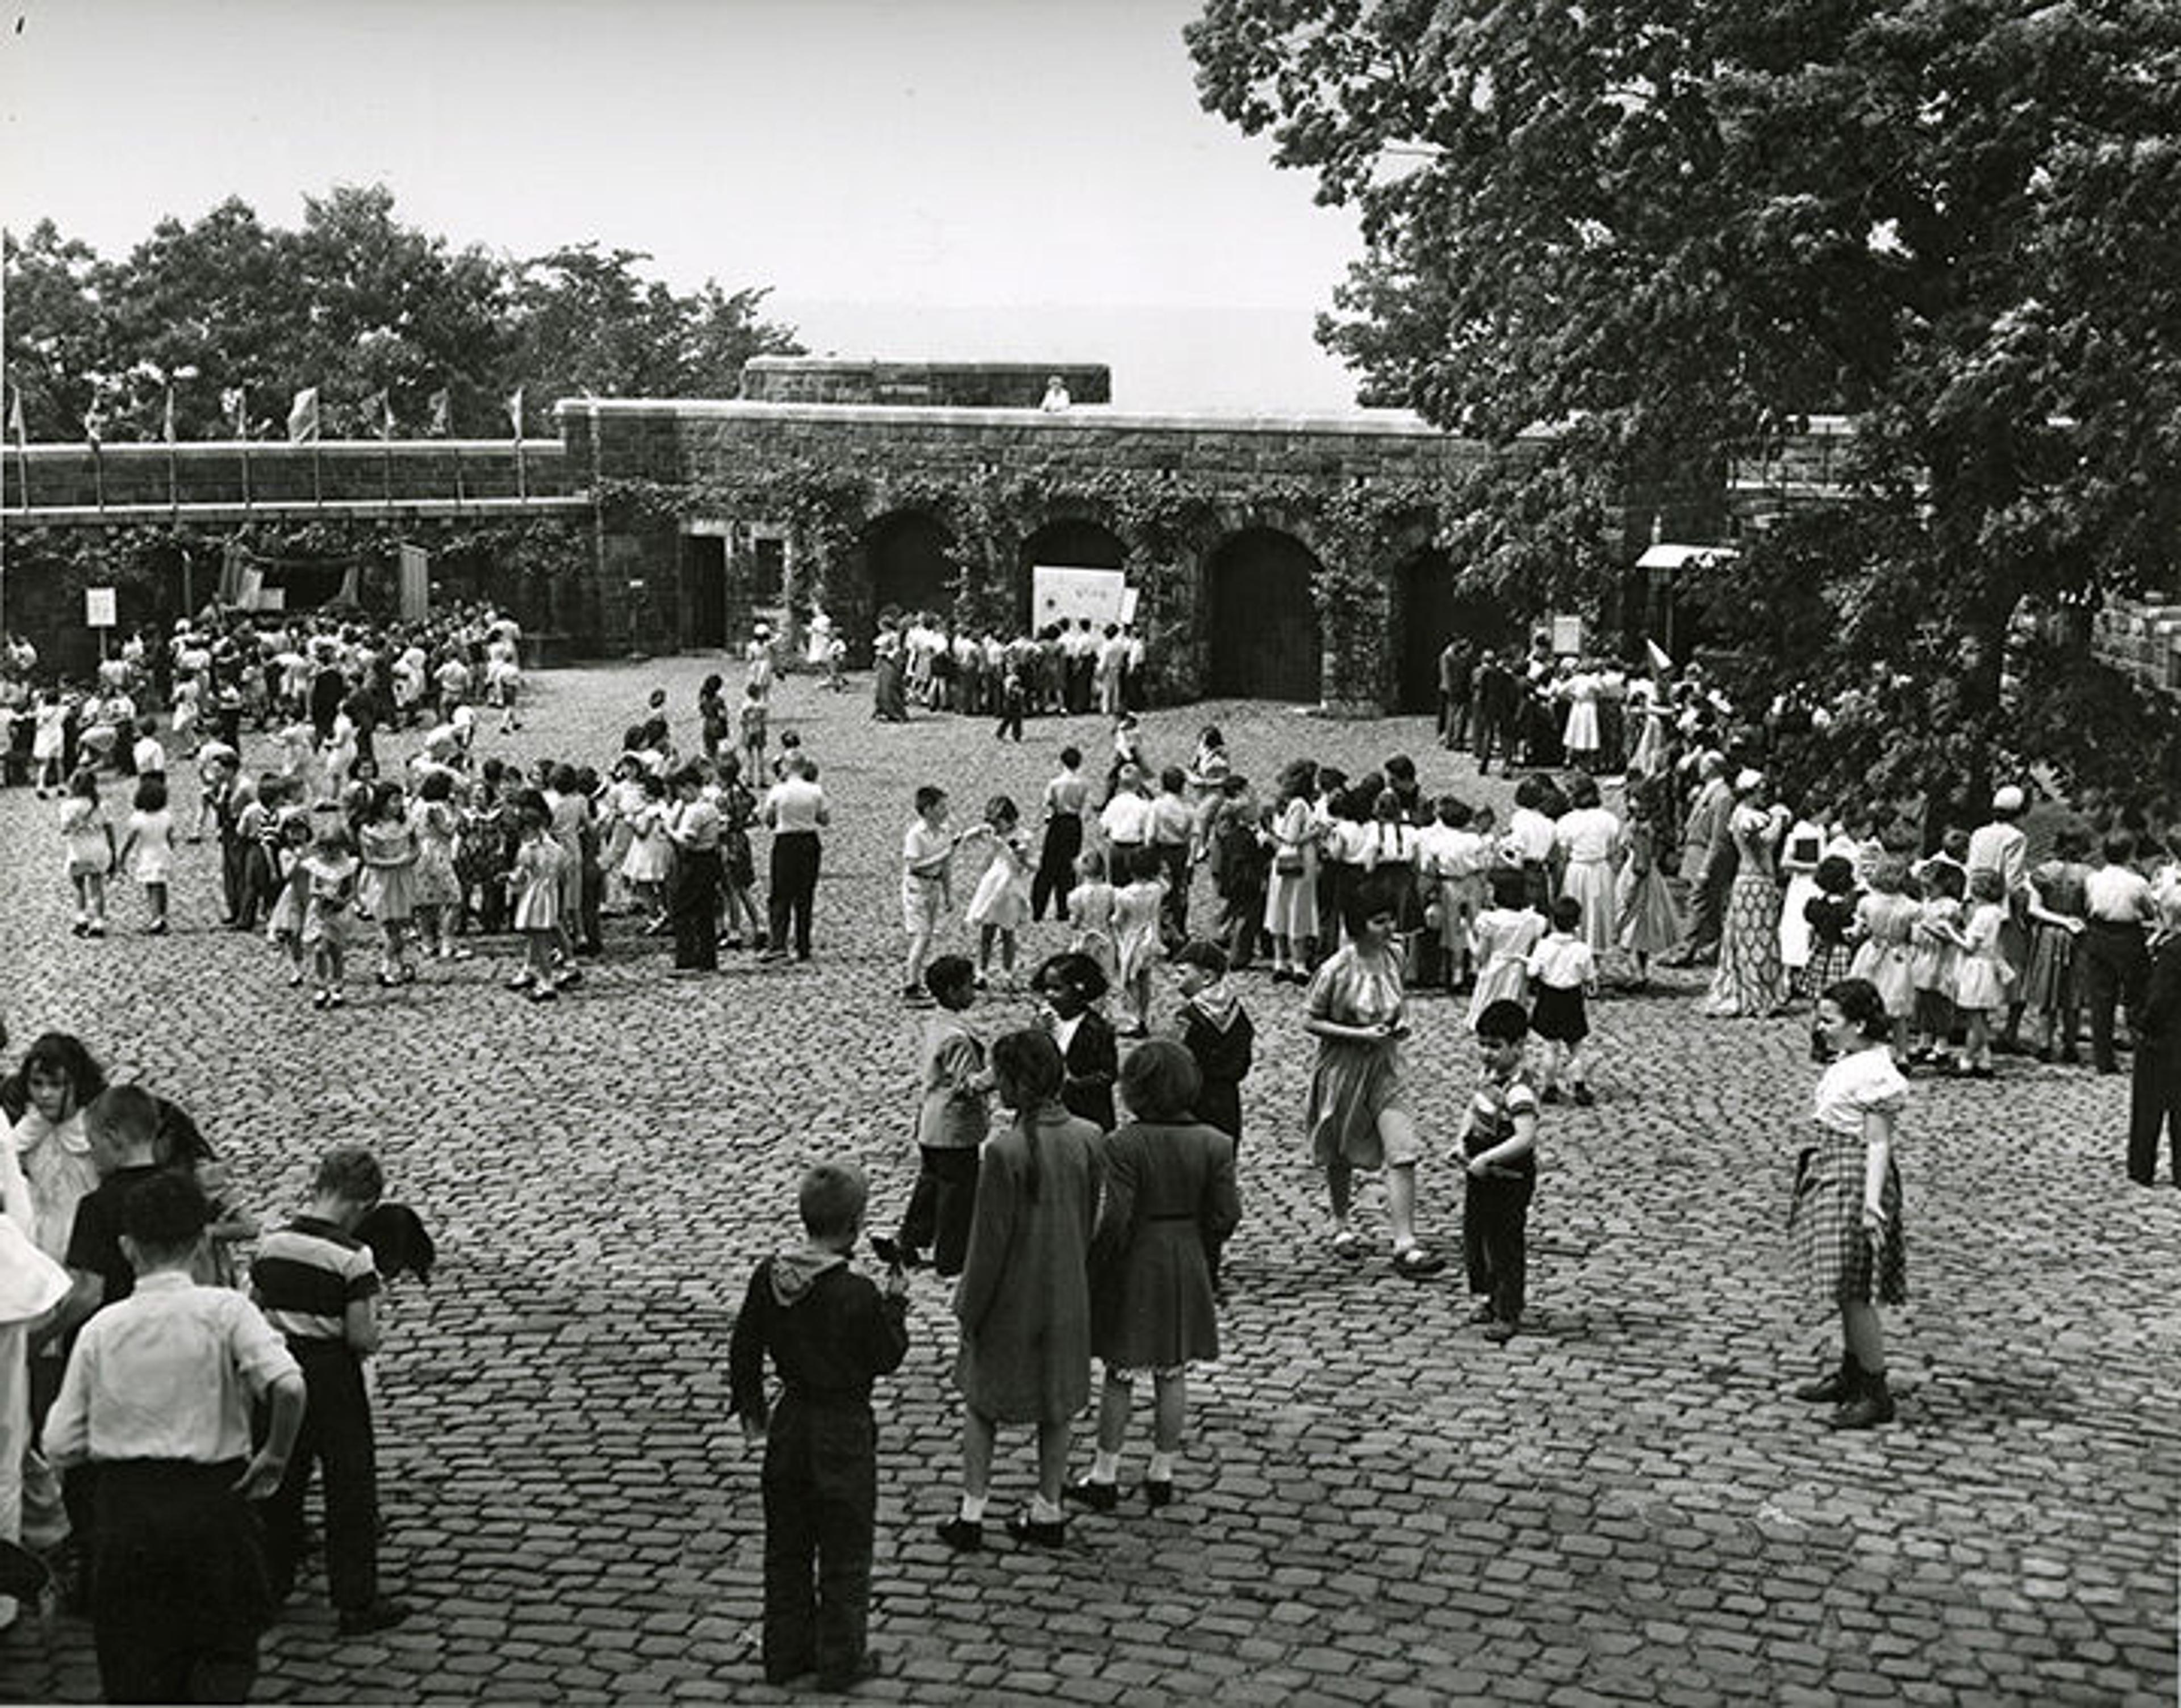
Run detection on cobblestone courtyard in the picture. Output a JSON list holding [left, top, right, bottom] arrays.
[[0, 660, 2174, 1706]]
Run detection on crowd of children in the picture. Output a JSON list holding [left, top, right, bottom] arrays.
[[0, 1018, 421, 1694]]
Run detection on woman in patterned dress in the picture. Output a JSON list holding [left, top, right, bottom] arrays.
[[1698, 771, 1789, 1018], [1787, 978, 1908, 1430]]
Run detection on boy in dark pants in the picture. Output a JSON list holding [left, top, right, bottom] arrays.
[[45, 1171, 306, 1704], [730, 1163, 910, 1692], [1461, 1000, 1540, 1344], [2128, 889, 2181, 1185], [250, 1145, 408, 1636]]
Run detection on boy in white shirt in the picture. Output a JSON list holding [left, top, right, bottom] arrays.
[[1526, 897, 1600, 1105]]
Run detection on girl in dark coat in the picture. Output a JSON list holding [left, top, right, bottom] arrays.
[[1067, 1041, 1240, 1516], [1036, 952, 1117, 1132]]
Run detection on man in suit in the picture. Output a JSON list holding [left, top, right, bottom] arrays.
[[1666, 752, 1735, 966], [1438, 638, 1474, 751]]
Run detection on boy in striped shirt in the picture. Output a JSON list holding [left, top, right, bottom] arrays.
[[250, 1145, 408, 1636]]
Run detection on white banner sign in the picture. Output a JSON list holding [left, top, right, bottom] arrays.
[[84, 587, 117, 629], [1031, 564, 1127, 631]]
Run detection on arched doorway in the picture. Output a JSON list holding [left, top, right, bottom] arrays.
[[1018, 517, 1126, 631], [1396, 550, 1521, 713], [866, 510, 955, 619], [1206, 529, 1322, 701]]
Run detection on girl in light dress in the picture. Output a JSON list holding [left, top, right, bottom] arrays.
[[713, 755, 766, 951], [619, 773, 676, 932], [962, 796, 1035, 989], [1848, 855, 1919, 1061], [1469, 868, 1547, 1027], [1552, 773, 1623, 962], [31, 690, 68, 796], [1067, 849, 1119, 982], [299, 818, 361, 1009], [357, 782, 420, 985], [1614, 781, 1683, 987], [1420, 796, 1489, 991], [1951, 870, 2015, 1078], [1906, 862, 1965, 1071], [59, 769, 114, 939], [114, 775, 174, 935], [265, 813, 315, 986], [1261, 761, 1321, 982], [1776, 801, 1831, 999], [409, 768, 468, 960], [1112, 847, 1169, 1038], [507, 792, 570, 1002]]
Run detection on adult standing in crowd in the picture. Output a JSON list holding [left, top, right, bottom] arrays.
[[1967, 786, 2033, 1053], [2127, 889, 2181, 1186], [1699, 771, 1790, 1019], [762, 754, 829, 964], [1668, 753, 1735, 968], [2080, 831, 2154, 1074]]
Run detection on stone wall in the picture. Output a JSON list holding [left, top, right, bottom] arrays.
[[741, 358, 1112, 409]]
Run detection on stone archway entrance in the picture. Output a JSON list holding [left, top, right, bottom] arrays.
[[1018, 517, 1126, 631], [1206, 528, 1322, 701], [1396, 549, 1522, 713], [866, 510, 956, 619]]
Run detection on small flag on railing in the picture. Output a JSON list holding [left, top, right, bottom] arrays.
[[363, 390, 393, 440], [505, 387, 524, 442], [287, 387, 320, 443], [6, 388, 24, 449], [222, 387, 248, 438], [83, 403, 104, 447], [427, 388, 451, 436], [162, 386, 177, 444], [1645, 637, 1673, 675]]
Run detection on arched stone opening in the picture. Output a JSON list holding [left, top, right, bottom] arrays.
[[1395, 549, 1523, 713], [1205, 528, 1323, 702], [1018, 517, 1127, 632], [864, 509, 957, 623]]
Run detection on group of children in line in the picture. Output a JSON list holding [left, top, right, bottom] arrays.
[[1, 1019, 421, 1696]]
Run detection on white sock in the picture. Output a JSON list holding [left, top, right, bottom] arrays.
[[1090, 1450, 1120, 1484], [1029, 1494, 1063, 1523], [1147, 1451, 1176, 1482], [957, 1493, 986, 1522]]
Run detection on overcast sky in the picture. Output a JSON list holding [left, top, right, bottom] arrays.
[[1, 0, 1372, 412]]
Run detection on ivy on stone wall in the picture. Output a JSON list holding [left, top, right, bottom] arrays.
[[596, 459, 1469, 705]]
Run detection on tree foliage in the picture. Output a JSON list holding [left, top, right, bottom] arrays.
[[1187, 0, 2181, 798], [4, 182, 802, 441]]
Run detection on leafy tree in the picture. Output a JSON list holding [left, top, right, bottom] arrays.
[[505, 243, 801, 408], [6, 183, 800, 442], [1187, 0, 2181, 804]]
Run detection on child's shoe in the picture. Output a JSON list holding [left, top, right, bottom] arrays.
[[1142, 1479, 1175, 1510], [288, 968, 306, 987], [1571, 1082, 1595, 1107], [1004, 1513, 1066, 1548], [85, 920, 105, 939], [312, 990, 330, 1010], [336, 1597, 410, 1638], [1540, 1084, 1565, 1105], [506, 970, 534, 990], [530, 984, 558, 1003], [934, 1517, 983, 1552], [1061, 1476, 1118, 1514], [327, 989, 344, 1008], [1482, 1317, 1520, 1343]]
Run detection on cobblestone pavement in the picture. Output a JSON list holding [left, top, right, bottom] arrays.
[[0, 660, 2174, 1706]]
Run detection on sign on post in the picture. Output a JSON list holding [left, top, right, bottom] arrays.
[[1551, 614, 1584, 656], [84, 587, 118, 629]]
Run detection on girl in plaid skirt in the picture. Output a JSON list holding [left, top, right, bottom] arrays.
[[1787, 977, 1908, 1430]]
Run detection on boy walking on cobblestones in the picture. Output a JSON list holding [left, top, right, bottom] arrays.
[[1461, 1000, 1540, 1343], [252, 1145, 409, 1636], [730, 1163, 909, 1692]]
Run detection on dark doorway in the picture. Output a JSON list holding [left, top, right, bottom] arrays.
[[1397, 550, 1520, 713], [1206, 529, 1322, 701], [1018, 518, 1126, 629], [684, 535, 728, 648], [867, 510, 955, 618]]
